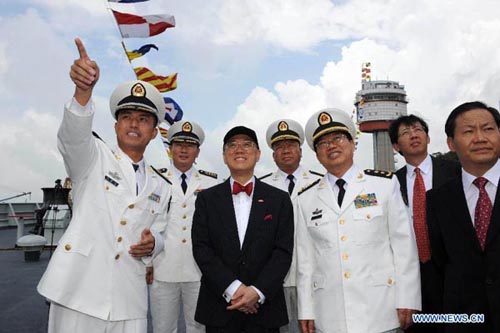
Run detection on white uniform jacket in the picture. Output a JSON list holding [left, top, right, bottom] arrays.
[[37, 100, 171, 321], [151, 167, 218, 282], [296, 167, 421, 333], [260, 166, 323, 287]]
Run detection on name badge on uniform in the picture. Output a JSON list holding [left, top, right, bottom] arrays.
[[311, 208, 322, 220], [105, 175, 119, 187], [354, 193, 378, 209], [148, 193, 161, 203]]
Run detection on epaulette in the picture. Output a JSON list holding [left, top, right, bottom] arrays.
[[150, 166, 172, 184], [258, 172, 273, 180], [199, 170, 218, 179], [309, 170, 324, 177], [364, 169, 393, 179], [298, 179, 321, 195]]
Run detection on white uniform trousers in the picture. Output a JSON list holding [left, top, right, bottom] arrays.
[[48, 302, 147, 333], [280, 286, 299, 333], [150, 280, 204, 333]]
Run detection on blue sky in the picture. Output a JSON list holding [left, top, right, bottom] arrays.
[[2, 0, 500, 201]]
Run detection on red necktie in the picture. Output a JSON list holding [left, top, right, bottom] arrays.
[[232, 182, 253, 196], [473, 177, 492, 251], [413, 168, 431, 263]]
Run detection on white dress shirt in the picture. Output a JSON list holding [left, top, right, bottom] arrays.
[[406, 154, 433, 215], [327, 165, 356, 203], [277, 168, 300, 189], [173, 165, 193, 191], [462, 159, 500, 225]]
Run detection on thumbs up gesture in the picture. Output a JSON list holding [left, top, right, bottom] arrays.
[[69, 38, 100, 105]]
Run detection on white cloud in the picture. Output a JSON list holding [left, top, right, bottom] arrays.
[[198, 0, 500, 176], [0, 109, 64, 202], [4, 0, 500, 200]]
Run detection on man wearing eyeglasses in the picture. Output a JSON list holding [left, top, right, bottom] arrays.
[[389, 115, 460, 333], [260, 119, 323, 333], [296, 109, 421, 333], [147, 120, 218, 333], [192, 126, 294, 332]]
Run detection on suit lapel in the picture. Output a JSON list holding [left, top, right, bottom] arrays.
[[219, 179, 242, 252], [447, 178, 483, 252], [317, 176, 339, 214], [112, 148, 137, 199], [339, 171, 365, 214], [432, 157, 448, 189], [166, 169, 184, 197], [137, 166, 152, 201], [396, 166, 409, 206], [242, 179, 266, 251], [486, 176, 500, 249], [186, 169, 201, 197]]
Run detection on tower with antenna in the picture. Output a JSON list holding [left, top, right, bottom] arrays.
[[354, 63, 408, 171]]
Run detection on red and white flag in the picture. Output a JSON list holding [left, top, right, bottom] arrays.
[[112, 10, 175, 38]]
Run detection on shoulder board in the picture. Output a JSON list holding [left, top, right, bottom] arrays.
[[309, 170, 324, 177], [258, 172, 273, 180], [298, 179, 321, 196], [199, 170, 218, 179], [150, 166, 172, 184], [363, 169, 393, 179]]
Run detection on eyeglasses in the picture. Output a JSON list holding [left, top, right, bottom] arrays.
[[225, 140, 257, 152], [315, 134, 347, 150], [398, 125, 425, 138]]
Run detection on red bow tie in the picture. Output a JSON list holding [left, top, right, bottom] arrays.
[[232, 182, 253, 196]]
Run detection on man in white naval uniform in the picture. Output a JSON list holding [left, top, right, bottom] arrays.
[[148, 120, 218, 333], [37, 38, 171, 333], [260, 119, 322, 333], [296, 108, 421, 333]]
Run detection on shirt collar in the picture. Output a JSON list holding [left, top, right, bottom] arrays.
[[327, 164, 357, 186], [173, 166, 193, 181], [462, 158, 500, 189], [277, 165, 302, 180], [115, 146, 145, 172], [230, 176, 255, 190], [407, 154, 432, 178]]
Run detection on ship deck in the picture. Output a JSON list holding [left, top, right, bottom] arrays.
[[0, 227, 186, 333]]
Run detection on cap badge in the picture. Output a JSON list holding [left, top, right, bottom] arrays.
[[131, 83, 146, 97], [318, 112, 332, 126], [182, 122, 192, 133], [278, 121, 289, 132]]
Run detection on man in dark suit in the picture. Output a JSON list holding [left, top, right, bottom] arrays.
[[427, 101, 500, 332], [389, 115, 460, 333], [192, 126, 294, 333]]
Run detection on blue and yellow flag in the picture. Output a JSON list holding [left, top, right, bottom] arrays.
[[126, 44, 159, 61], [108, 0, 150, 3]]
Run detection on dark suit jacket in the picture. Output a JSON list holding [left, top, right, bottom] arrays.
[[395, 156, 460, 206], [427, 176, 500, 333], [396, 157, 460, 333], [191, 178, 294, 328]]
